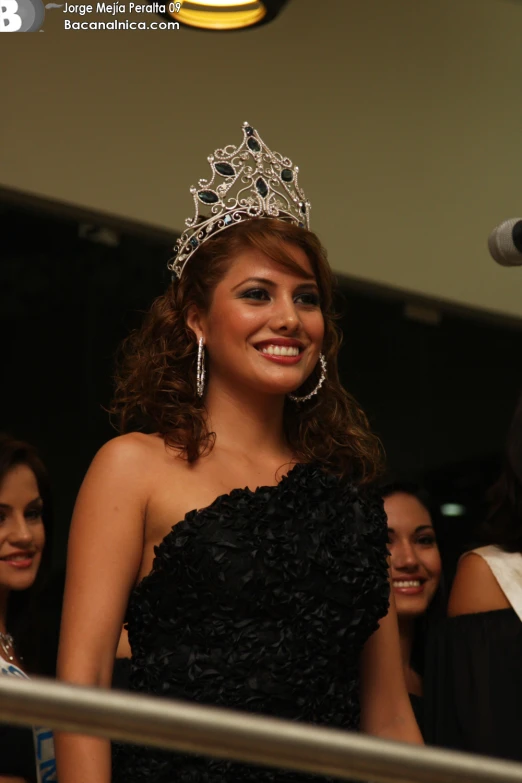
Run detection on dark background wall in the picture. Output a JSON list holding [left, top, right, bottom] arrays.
[[2, 198, 522, 578]]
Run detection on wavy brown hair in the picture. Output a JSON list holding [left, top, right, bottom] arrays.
[[111, 218, 384, 483]]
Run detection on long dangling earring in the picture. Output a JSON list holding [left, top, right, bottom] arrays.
[[288, 353, 327, 403], [196, 337, 206, 397]]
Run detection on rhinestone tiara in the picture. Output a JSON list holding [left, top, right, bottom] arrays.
[[168, 122, 311, 279]]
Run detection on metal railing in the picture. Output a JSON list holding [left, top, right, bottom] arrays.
[[1, 675, 522, 783]]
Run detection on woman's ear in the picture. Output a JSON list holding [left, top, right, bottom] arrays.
[[186, 304, 205, 343]]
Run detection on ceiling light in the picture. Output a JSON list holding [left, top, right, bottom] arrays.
[[173, 1, 266, 29], [440, 503, 467, 517], [169, 0, 290, 30]]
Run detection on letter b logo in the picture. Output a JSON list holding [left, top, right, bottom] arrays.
[[0, 0, 22, 29], [0, 0, 45, 30]]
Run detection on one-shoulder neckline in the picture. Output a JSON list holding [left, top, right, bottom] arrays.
[[134, 461, 315, 593]]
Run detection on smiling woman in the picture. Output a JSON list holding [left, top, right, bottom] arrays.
[[0, 433, 56, 783], [56, 124, 423, 783], [383, 482, 444, 739], [108, 218, 379, 479]]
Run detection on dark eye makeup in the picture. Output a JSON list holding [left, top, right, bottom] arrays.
[[25, 506, 43, 521], [416, 535, 437, 546], [0, 503, 43, 525], [295, 292, 321, 306], [386, 531, 437, 547], [238, 287, 320, 306], [239, 288, 271, 301]]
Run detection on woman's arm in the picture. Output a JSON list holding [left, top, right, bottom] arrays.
[[55, 434, 149, 783], [360, 586, 423, 744], [448, 553, 510, 616]]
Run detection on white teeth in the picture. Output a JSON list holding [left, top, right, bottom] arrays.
[[260, 345, 300, 357], [393, 580, 421, 588]]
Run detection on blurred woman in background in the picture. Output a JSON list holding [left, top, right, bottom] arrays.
[[0, 433, 56, 783], [383, 482, 444, 739], [443, 393, 522, 760]]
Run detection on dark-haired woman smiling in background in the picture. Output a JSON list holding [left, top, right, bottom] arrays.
[[383, 483, 443, 739], [442, 393, 522, 760], [0, 433, 57, 783]]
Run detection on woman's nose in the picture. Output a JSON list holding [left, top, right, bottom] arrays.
[[8, 515, 33, 545], [392, 541, 419, 570], [271, 296, 300, 332]]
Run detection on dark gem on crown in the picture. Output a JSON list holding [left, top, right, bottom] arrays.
[[256, 178, 268, 197], [244, 126, 255, 136], [298, 221, 305, 228], [299, 201, 307, 214], [198, 190, 219, 204], [247, 137, 261, 153], [223, 215, 233, 225], [215, 162, 235, 177], [189, 237, 199, 248], [281, 168, 294, 182]]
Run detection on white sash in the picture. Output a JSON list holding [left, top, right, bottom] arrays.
[[0, 653, 57, 782]]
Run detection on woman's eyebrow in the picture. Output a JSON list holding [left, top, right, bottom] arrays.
[[26, 496, 43, 507], [387, 526, 435, 535], [231, 276, 274, 291], [232, 277, 319, 291]]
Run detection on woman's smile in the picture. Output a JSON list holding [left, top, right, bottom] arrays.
[[385, 491, 442, 617], [0, 463, 45, 593], [0, 550, 37, 569], [254, 338, 305, 365], [392, 577, 427, 596], [198, 246, 324, 397]]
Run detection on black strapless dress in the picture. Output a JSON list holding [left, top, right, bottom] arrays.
[[112, 463, 390, 782]]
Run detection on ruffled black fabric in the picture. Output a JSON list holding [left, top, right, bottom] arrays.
[[113, 463, 389, 783]]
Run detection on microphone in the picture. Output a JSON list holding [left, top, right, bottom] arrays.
[[488, 218, 522, 266]]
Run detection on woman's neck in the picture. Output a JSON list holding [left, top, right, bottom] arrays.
[[205, 383, 291, 462], [398, 616, 413, 666], [398, 615, 422, 696]]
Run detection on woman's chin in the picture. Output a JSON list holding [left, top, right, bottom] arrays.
[[247, 373, 308, 398], [4, 576, 38, 592], [395, 598, 428, 618], [0, 563, 40, 593]]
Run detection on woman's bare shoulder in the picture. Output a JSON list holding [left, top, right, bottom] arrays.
[[93, 432, 178, 469], [447, 552, 511, 617]]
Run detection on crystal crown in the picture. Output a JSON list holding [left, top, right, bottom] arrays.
[[168, 122, 311, 279]]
